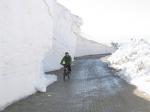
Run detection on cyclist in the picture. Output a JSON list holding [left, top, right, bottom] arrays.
[[60, 52, 72, 72]]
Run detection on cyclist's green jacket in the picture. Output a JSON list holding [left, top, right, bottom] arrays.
[[60, 55, 72, 65]]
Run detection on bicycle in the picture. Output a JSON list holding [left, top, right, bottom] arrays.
[[63, 65, 71, 81]]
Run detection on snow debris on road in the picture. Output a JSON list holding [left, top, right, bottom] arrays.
[[108, 38, 150, 95], [35, 74, 57, 92]]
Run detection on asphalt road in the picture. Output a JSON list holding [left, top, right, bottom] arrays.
[[2, 55, 150, 112]]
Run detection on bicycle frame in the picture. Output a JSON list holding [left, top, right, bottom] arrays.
[[63, 65, 70, 81]]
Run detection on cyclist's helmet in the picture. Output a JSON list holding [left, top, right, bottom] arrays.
[[65, 52, 69, 55], [65, 52, 69, 56]]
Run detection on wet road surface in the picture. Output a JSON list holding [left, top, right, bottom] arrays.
[[2, 55, 150, 112]]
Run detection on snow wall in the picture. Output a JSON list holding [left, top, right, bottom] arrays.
[[75, 35, 115, 57], [43, 2, 82, 72], [0, 0, 113, 110], [0, 0, 56, 110]]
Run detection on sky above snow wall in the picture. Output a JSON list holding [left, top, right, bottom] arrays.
[[58, 0, 150, 44]]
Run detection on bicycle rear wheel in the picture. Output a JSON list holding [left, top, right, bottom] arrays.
[[67, 73, 70, 80]]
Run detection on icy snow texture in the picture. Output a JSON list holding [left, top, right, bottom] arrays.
[[0, 0, 113, 110], [0, 0, 56, 110], [108, 39, 150, 95], [75, 34, 115, 57], [43, 2, 82, 72]]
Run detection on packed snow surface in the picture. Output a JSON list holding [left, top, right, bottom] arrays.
[[108, 39, 150, 95], [75, 34, 115, 57]]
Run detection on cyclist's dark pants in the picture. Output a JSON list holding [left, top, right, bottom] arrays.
[[64, 65, 71, 72]]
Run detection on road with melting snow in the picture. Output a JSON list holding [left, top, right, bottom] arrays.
[[2, 55, 150, 112]]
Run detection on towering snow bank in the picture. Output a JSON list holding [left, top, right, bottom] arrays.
[[0, 0, 114, 110], [0, 0, 57, 110], [43, 2, 114, 72], [43, 2, 82, 72], [75, 34, 115, 57], [108, 39, 150, 95]]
